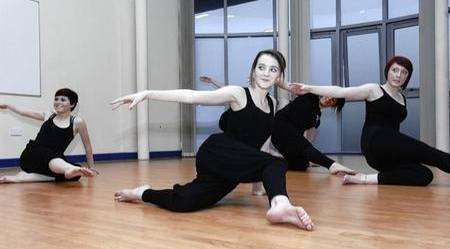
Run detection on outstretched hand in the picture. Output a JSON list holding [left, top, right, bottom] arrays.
[[199, 76, 215, 84], [288, 83, 309, 95], [110, 91, 148, 110], [329, 163, 357, 176]]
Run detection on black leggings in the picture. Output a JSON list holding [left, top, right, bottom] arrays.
[[142, 134, 288, 212], [362, 127, 450, 186], [271, 121, 334, 171]]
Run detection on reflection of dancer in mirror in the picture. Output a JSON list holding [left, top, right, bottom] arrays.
[[0, 88, 97, 183], [112, 50, 314, 231], [200, 75, 355, 175], [290, 56, 450, 186]]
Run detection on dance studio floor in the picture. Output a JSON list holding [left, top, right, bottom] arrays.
[[1, 156, 450, 249]]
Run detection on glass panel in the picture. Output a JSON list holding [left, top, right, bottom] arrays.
[[342, 101, 365, 152], [310, 0, 336, 29], [310, 38, 332, 85], [310, 37, 340, 152], [227, 0, 273, 33], [341, 0, 382, 26], [388, 0, 418, 19], [347, 32, 380, 86], [343, 32, 380, 152], [195, 0, 224, 34], [394, 26, 419, 88], [400, 97, 420, 139], [228, 37, 273, 86], [195, 38, 226, 150]]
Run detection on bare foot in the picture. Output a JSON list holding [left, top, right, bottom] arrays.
[[114, 185, 150, 202], [329, 163, 356, 176], [0, 175, 14, 183], [64, 167, 96, 179], [266, 203, 314, 231], [342, 173, 367, 184]]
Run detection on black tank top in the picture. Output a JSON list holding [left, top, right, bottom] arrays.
[[222, 87, 274, 149], [274, 93, 321, 133], [34, 114, 75, 153], [363, 85, 407, 131]]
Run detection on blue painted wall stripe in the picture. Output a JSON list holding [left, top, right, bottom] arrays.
[[0, 150, 182, 168]]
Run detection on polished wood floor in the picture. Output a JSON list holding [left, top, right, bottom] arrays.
[[1, 156, 450, 249]]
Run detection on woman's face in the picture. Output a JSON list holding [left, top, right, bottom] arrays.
[[53, 95, 73, 114], [387, 62, 409, 89], [252, 54, 281, 90], [319, 96, 338, 108]]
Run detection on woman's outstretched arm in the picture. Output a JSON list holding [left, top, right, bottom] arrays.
[[0, 104, 45, 121], [289, 83, 380, 101], [111, 86, 245, 110]]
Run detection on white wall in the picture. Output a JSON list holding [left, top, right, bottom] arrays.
[[147, 0, 181, 152], [0, 0, 181, 160]]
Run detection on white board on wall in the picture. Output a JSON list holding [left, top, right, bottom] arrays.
[[0, 0, 40, 96]]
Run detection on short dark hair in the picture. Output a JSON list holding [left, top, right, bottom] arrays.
[[335, 98, 345, 113], [249, 49, 286, 86], [384, 56, 413, 90], [55, 88, 78, 111]]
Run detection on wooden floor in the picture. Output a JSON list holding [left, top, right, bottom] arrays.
[[1, 157, 450, 249]]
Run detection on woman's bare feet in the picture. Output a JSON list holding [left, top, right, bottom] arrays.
[[0, 175, 13, 183], [342, 173, 378, 185], [114, 185, 150, 202], [64, 167, 96, 179], [266, 195, 314, 231]]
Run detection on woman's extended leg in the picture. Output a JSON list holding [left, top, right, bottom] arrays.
[[0, 171, 54, 183], [48, 158, 96, 179]]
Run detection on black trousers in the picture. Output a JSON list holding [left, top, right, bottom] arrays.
[[20, 141, 80, 182], [362, 126, 450, 186], [271, 121, 334, 171], [142, 134, 288, 212]]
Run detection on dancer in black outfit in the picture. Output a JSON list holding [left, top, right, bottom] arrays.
[[0, 88, 97, 183], [270, 93, 345, 171], [290, 56, 450, 186], [200, 75, 353, 173], [112, 50, 314, 230]]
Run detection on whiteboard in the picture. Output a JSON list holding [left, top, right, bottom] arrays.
[[0, 0, 40, 96]]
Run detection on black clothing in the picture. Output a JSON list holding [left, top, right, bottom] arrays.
[[272, 94, 334, 170], [274, 93, 322, 132], [142, 87, 288, 212], [220, 93, 333, 170], [361, 85, 450, 186], [20, 114, 80, 182]]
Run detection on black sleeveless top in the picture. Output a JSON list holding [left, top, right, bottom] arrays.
[[363, 85, 407, 131], [221, 87, 274, 149], [34, 114, 75, 154], [274, 93, 321, 133]]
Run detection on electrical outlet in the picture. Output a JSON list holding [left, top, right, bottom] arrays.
[[9, 127, 23, 136]]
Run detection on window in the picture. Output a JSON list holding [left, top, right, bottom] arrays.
[[388, 0, 418, 19], [310, 0, 336, 29], [227, 0, 273, 33], [309, 0, 419, 153], [341, 0, 382, 26], [194, 0, 276, 151], [346, 32, 380, 86], [195, 38, 225, 148]]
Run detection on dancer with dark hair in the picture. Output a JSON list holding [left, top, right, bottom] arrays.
[[290, 56, 450, 186], [200, 75, 353, 173], [0, 88, 97, 183], [112, 49, 314, 231]]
